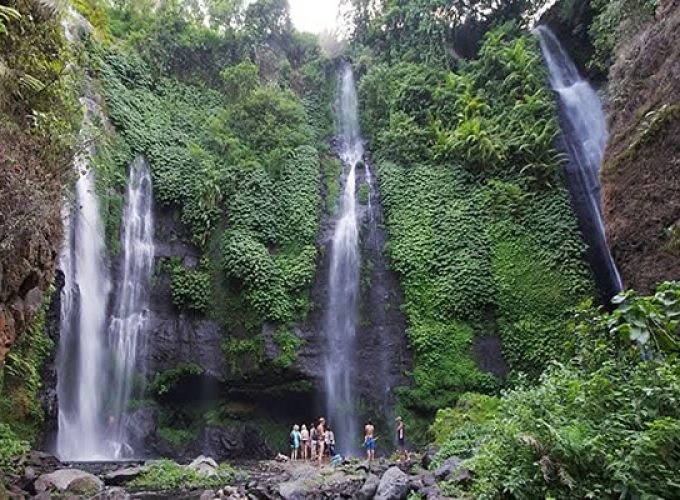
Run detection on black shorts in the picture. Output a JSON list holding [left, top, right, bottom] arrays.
[[398, 438, 405, 448]]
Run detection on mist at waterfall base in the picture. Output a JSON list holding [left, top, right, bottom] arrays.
[[56, 132, 155, 461], [323, 65, 366, 456], [535, 26, 623, 302]]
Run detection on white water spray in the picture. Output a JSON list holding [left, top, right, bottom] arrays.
[[56, 98, 113, 461], [107, 156, 155, 458], [323, 65, 365, 455], [535, 26, 623, 297]]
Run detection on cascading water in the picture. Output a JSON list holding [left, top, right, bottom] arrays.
[[324, 65, 365, 455], [535, 26, 623, 300], [56, 98, 113, 460], [107, 156, 155, 458]]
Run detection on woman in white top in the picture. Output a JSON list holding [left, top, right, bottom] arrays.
[[300, 425, 310, 460]]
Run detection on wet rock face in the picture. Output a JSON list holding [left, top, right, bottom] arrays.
[[142, 206, 227, 381], [601, 1, 680, 292]]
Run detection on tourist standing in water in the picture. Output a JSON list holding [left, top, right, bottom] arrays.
[[364, 420, 376, 461], [300, 424, 310, 460], [396, 416, 406, 462]]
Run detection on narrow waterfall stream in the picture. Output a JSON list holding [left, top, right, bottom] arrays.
[[323, 65, 366, 455], [56, 98, 113, 460], [535, 26, 623, 300], [107, 156, 155, 458], [56, 122, 155, 459]]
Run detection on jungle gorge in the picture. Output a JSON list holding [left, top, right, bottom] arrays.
[[0, 0, 679, 498]]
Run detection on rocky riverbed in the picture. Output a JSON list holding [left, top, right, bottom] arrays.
[[1, 449, 468, 499]]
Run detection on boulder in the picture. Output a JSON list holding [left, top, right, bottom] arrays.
[[123, 407, 158, 445], [433, 457, 469, 483], [374, 466, 410, 500], [103, 466, 144, 486], [34, 469, 103, 495], [188, 455, 219, 477], [356, 473, 380, 500], [421, 444, 439, 470], [200, 489, 217, 500], [92, 487, 131, 500]]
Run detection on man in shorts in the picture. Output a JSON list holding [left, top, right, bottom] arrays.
[[364, 420, 376, 461]]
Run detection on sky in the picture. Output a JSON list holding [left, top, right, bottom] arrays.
[[289, 0, 342, 33]]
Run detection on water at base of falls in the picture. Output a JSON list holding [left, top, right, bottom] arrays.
[[323, 65, 366, 456], [56, 103, 155, 459], [535, 26, 623, 301]]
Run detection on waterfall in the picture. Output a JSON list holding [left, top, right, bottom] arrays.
[[535, 26, 623, 300], [107, 156, 155, 458], [56, 100, 155, 459], [56, 98, 113, 461], [324, 65, 365, 455]]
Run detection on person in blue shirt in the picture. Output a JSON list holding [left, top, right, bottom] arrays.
[[290, 424, 302, 460]]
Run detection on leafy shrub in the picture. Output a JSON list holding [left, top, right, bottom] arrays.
[[169, 257, 212, 313], [0, 423, 29, 472], [151, 363, 204, 396], [433, 283, 680, 499], [273, 329, 304, 369], [129, 459, 235, 490]]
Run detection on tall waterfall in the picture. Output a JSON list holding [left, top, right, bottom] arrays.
[[535, 26, 623, 300], [56, 98, 113, 460], [324, 65, 365, 455], [107, 156, 155, 458]]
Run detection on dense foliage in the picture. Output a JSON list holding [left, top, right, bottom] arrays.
[[0, 0, 77, 456], [84, 0, 335, 381], [358, 21, 594, 438], [432, 282, 680, 499]]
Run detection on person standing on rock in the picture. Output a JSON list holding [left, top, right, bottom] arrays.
[[290, 424, 301, 461], [317, 417, 326, 464], [364, 420, 376, 461], [310, 422, 318, 460], [300, 424, 310, 460], [396, 416, 406, 462]]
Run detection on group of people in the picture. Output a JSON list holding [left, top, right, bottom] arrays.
[[289, 417, 336, 462], [289, 416, 407, 463]]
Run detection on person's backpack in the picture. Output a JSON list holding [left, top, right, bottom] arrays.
[[289, 431, 295, 446], [311, 427, 317, 440]]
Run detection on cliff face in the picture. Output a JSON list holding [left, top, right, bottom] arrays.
[[601, 0, 680, 292], [0, 131, 63, 366]]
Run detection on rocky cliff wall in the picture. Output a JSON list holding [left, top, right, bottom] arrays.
[[601, 0, 680, 292]]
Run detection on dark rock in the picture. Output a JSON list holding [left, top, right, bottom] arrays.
[[124, 407, 158, 445], [356, 473, 380, 500], [375, 466, 410, 500], [421, 444, 439, 470], [434, 457, 468, 483], [103, 466, 144, 486], [93, 487, 131, 500]]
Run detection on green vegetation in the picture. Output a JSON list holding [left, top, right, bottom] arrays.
[[0, 288, 54, 443], [129, 459, 236, 490], [432, 282, 680, 499], [358, 21, 593, 439], [151, 363, 204, 396], [273, 329, 305, 369]]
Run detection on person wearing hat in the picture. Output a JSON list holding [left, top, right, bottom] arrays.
[[396, 416, 406, 462]]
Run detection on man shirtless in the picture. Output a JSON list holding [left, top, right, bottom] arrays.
[[317, 417, 326, 464], [364, 420, 376, 461]]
